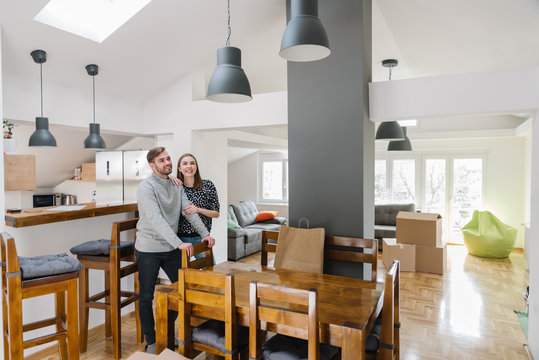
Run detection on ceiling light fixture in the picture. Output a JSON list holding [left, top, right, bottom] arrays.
[[388, 126, 412, 151], [206, 0, 252, 103], [29, 50, 57, 147], [279, 0, 330, 62], [83, 64, 106, 149], [375, 59, 405, 141]]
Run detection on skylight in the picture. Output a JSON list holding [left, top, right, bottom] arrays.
[[34, 0, 153, 43]]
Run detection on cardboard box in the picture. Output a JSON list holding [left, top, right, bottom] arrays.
[[397, 211, 442, 247], [126, 349, 190, 360], [416, 243, 447, 275], [383, 238, 416, 272]]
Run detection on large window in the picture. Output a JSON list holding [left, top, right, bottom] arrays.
[[375, 153, 484, 244], [259, 153, 288, 203]]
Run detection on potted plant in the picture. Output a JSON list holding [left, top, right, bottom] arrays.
[[3, 120, 17, 154]]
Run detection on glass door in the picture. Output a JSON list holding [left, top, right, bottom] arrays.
[[424, 158, 448, 241], [449, 158, 483, 244]]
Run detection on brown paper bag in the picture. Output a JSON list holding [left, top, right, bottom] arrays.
[[274, 219, 325, 273]]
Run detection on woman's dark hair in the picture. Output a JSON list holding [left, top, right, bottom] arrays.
[[177, 153, 203, 190]]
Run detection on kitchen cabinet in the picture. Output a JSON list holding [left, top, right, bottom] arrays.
[[4, 154, 36, 191], [82, 162, 96, 182]]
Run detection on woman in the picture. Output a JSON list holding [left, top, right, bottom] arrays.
[[175, 153, 220, 258]]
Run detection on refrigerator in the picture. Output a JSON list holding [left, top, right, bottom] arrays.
[[96, 151, 153, 203]]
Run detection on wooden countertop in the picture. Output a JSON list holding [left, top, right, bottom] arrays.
[[5, 202, 138, 228]]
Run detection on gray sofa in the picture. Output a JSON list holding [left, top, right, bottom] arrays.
[[374, 203, 415, 249], [227, 201, 287, 261]]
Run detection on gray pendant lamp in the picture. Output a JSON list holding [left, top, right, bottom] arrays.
[[206, 0, 252, 103], [375, 59, 405, 141], [83, 64, 106, 149], [388, 126, 412, 151], [280, 0, 330, 62], [29, 50, 57, 147]]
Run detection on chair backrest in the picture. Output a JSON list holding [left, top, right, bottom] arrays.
[[177, 269, 236, 355], [181, 242, 214, 269], [249, 281, 319, 360], [379, 260, 400, 360], [110, 218, 139, 278], [324, 236, 378, 282], [261, 230, 279, 266], [0, 232, 21, 280]]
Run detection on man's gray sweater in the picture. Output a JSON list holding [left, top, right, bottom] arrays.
[[135, 173, 209, 252]]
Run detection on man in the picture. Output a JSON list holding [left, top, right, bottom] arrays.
[[135, 147, 215, 353]]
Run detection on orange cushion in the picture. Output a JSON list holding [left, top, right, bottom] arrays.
[[256, 211, 280, 222]]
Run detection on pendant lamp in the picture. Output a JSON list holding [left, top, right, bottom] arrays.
[[206, 0, 252, 103], [83, 64, 106, 149], [375, 59, 405, 141], [280, 0, 330, 62], [388, 126, 412, 151], [29, 50, 57, 147]]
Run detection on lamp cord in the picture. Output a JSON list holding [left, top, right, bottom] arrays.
[[388, 66, 393, 81], [226, 0, 231, 46], [40, 63, 43, 117], [92, 75, 96, 124]]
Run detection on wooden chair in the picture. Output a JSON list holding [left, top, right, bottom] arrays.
[[1, 232, 79, 360], [261, 230, 279, 266], [177, 268, 247, 360], [74, 218, 141, 360], [324, 236, 378, 282], [366, 260, 400, 360], [181, 241, 214, 269], [249, 282, 339, 360]]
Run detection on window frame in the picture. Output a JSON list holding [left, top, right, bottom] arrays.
[[258, 151, 289, 205]]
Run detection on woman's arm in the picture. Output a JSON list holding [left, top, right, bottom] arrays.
[[184, 202, 220, 218]]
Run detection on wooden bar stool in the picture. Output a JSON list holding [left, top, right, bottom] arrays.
[[70, 218, 141, 360], [1, 232, 80, 360]]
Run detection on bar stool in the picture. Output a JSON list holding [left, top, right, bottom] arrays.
[[70, 218, 141, 360], [1, 232, 80, 360]]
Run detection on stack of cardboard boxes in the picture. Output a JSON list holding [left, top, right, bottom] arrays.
[[382, 212, 447, 274]]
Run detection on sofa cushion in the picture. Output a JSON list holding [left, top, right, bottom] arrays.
[[374, 225, 397, 239], [256, 211, 280, 222], [227, 205, 239, 224], [232, 201, 259, 228], [228, 228, 246, 239], [375, 203, 415, 226], [227, 219, 241, 229], [241, 228, 263, 244]]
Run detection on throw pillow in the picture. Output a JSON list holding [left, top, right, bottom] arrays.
[[256, 211, 280, 222], [227, 219, 241, 229]]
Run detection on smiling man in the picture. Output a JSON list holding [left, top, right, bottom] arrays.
[[135, 146, 215, 353]]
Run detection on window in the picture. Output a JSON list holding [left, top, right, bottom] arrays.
[[391, 159, 415, 203], [259, 153, 288, 203], [374, 160, 387, 203]]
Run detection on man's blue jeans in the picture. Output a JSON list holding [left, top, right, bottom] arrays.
[[135, 249, 181, 345]]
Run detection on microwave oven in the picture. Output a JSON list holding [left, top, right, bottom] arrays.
[[33, 194, 61, 208]]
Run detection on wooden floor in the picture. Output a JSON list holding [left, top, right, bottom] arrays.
[[29, 245, 529, 359]]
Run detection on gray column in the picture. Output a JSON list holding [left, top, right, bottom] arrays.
[[287, 0, 374, 278]]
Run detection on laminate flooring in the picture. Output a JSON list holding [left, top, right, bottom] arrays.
[[28, 245, 529, 359]]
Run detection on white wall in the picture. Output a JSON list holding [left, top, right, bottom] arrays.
[[228, 152, 289, 220], [529, 111, 539, 357], [377, 136, 526, 247]]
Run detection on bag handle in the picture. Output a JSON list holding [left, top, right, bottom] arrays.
[[298, 217, 310, 229]]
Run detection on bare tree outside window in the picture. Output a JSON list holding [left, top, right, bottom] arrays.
[[392, 159, 415, 203]]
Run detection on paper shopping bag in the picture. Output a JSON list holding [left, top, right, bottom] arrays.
[[274, 219, 325, 274]]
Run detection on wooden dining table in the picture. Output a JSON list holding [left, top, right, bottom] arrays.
[[155, 262, 384, 360]]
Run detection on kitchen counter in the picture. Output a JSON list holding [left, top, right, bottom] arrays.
[[5, 202, 138, 228]]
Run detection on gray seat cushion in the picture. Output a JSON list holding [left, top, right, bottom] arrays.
[[227, 205, 239, 225], [231, 201, 259, 228], [365, 317, 382, 353], [191, 319, 249, 353], [262, 334, 339, 360], [374, 225, 397, 239], [18, 253, 82, 280], [241, 228, 263, 244], [244, 223, 282, 232], [69, 239, 134, 256]]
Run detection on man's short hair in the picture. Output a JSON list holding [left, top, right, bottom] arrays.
[[147, 147, 166, 164]]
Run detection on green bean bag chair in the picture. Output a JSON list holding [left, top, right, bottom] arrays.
[[461, 210, 518, 258]]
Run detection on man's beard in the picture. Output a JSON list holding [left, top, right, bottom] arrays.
[[155, 165, 172, 176]]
